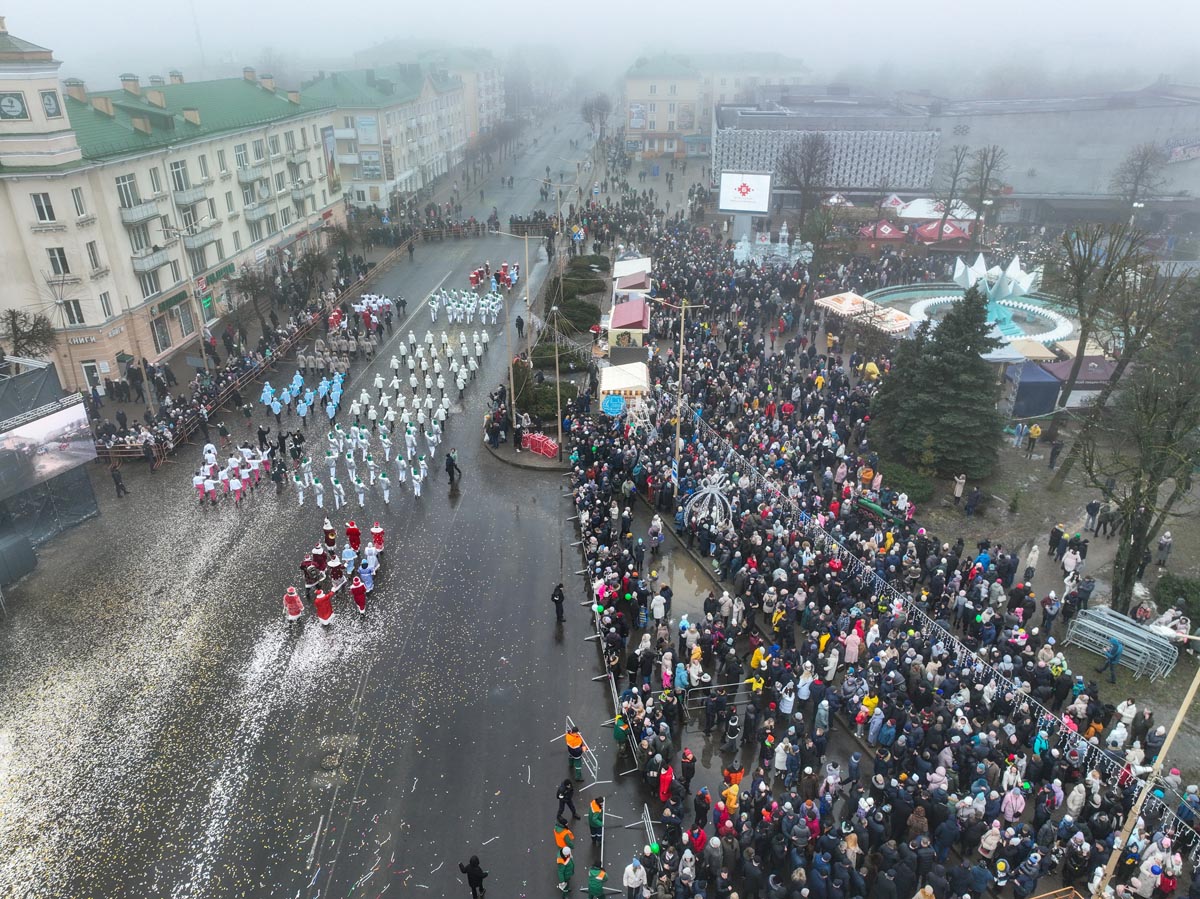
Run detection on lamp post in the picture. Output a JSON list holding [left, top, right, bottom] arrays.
[[160, 218, 212, 372], [550, 304, 563, 461], [1094, 633, 1200, 897], [1130, 200, 1146, 227], [647, 295, 706, 488]]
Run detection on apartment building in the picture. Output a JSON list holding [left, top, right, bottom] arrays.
[[0, 18, 346, 393], [417, 50, 505, 141], [303, 65, 467, 210]]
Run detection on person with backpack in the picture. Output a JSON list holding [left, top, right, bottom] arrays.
[[457, 855, 488, 899]]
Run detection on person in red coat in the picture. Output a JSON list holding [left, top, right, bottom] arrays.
[[370, 522, 385, 553], [284, 586, 304, 621], [311, 544, 327, 572], [314, 589, 333, 625], [350, 576, 367, 614], [346, 520, 361, 553], [658, 763, 674, 802]]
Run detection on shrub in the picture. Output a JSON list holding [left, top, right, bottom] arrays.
[[570, 254, 611, 271], [877, 458, 935, 504], [514, 364, 579, 421], [558, 298, 601, 334], [1152, 572, 1200, 621]]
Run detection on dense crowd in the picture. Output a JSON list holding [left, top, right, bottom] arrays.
[[560, 215, 1199, 899]]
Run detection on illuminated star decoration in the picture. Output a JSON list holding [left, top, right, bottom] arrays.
[[684, 471, 734, 530]]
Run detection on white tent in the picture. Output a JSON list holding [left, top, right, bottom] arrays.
[[882, 193, 906, 208], [613, 257, 653, 280], [824, 192, 854, 207], [897, 198, 977, 221], [599, 362, 650, 399]]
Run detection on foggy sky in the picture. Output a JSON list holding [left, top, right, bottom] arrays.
[[6, 0, 1199, 96]]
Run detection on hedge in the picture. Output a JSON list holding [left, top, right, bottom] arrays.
[[570, 254, 611, 271], [1152, 572, 1200, 621]]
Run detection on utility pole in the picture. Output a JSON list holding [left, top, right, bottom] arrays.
[[551, 305, 563, 461], [1094, 635, 1200, 897], [648, 296, 706, 488]]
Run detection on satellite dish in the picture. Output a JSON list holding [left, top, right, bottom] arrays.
[[257, 182, 270, 200]]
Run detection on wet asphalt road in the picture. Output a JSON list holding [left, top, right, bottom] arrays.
[[0, 111, 653, 899]]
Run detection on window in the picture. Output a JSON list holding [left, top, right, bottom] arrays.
[[47, 246, 69, 275], [648, 103, 656, 113], [266, 214, 278, 234], [301, 129, 308, 147], [115, 174, 140, 208], [217, 149, 228, 173], [284, 130, 295, 151], [252, 139, 266, 161], [86, 240, 102, 271], [280, 207, 291, 227], [234, 144, 248, 168], [214, 239, 225, 260], [151, 314, 172, 352], [149, 167, 163, 194], [139, 270, 161, 298], [668, 121, 675, 131], [63, 298, 84, 325], [343, 115, 355, 129], [241, 186, 255, 205], [169, 160, 190, 192], [129, 224, 150, 252], [169, 260, 181, 284], [188, 247, 207, 272], [669, 84, 677, 95], [268, 135, 280, 156], [177, 303, 196, 337], [274, 172, 286, 193], [207, 198, 217, 221], [225, 191, 235, 212], [668, 103, 676, 113], [198, 154, 209, 179], [160, 215, 171, 234], [649, 84, 657, 95], [247, 220, 263, 242], [71, 187, 86, 217], [202, 292, 218, 322], [232, 230, 242, 251], [648, 120, 656, 131], [181, 206, 196, 228], [99, 291, 113, 318], [31, 192, 55, 222]]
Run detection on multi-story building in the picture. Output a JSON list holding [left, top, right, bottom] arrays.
[[0, 18, 346, 393], [303, 65, 467, 210], [417, 50, 505, 142], [622, 56, 709, 159]]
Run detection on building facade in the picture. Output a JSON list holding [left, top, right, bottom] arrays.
[[623, 57, 709, 159], [303, 66, 467, 210], [417, 51, 505, 142], [0, 19, 346, 393]]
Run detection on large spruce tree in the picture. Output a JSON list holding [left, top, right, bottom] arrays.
[[871, 284, 1003, 478]]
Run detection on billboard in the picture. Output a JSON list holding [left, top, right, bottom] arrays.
[[677, 103, 695, 131], [718, 172, 773, 214], [0, 399, 96, 502], [321, 126, 341, 196], [357, 115, 379, 146], [628, 103, 646, 130]]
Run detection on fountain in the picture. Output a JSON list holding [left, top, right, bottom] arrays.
[[952, 254, 1039, 338]]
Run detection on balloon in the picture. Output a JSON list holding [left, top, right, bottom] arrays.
[[975, 615, 982, 622], [593, 604, 604, 613], [650, 842, 660, 854]]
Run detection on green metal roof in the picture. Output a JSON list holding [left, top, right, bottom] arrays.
[[64, 78, 333, 162], [303, 65, 460, 110], [0, 29, 50, 55], [626, 56, 701, 79]]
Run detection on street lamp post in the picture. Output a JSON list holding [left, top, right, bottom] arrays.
[[488, 228, 530, 421], [1094, 633, 1200, 897], [160, 219, 212, 372], [1130, 200, 1146, 227], [647, 296, 706, 487]]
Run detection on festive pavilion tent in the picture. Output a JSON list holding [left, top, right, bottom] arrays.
[[897, 198, 977, 221], [857, 221, 907, 240], [914, 219, 972, 245], [599, 362, 650, 401]]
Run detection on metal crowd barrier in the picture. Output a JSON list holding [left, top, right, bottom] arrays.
[[1065, 606, 1178, 681]]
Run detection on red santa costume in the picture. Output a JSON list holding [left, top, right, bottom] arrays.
[[370, 522, 385, 553], [350, 577, 367, 614], [313, 589, 334, 625], [283, 586, 304, 621], [327, 556, 345, 592], [346, 520, 362, 553], [310, 545, 327, 572]]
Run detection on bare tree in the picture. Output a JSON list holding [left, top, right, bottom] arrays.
[[592, 94, 612, 140], [580, 97, 598, 134], [777, 132, 832, 227], [294, 249, 330, 302], [1111, 142, 1168, 206], [935, 144, 971, 237], [230, 269, 271, 334], [0, 309, 56, 367], [967, 145, 1007, 244], [1041, 223, 1149, 443], [872, 177, 891, 238]]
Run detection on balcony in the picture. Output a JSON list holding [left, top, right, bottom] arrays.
[[286, 148, 307, 165], [244, 202, 271, 224], [173, 184, 208, 206], [120, 198, 161, 225], [130, 246, 172, 274], [291, 180, 315, 203], [333, 127, 357, 140], [237, 164, 267, 185], [182, 220, 221, 250]]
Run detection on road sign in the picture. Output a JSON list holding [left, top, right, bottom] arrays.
[[670, 459, 678, 487], [195, 275, 207, 292], [592, 185, 600, 196], [573, 230, 585, 242]]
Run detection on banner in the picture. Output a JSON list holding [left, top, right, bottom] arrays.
[[321, 126, 341, 195]]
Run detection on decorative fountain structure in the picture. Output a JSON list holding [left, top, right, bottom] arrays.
[[898, 253, 1075, 344], [733, 221, 814, 266]]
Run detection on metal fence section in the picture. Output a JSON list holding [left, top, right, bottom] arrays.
[[1065, 607, 1179, 680]]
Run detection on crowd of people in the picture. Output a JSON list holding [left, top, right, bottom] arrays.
[[553, 207, 1199, 899]]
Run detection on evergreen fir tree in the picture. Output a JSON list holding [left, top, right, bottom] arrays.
[[871, 285, 1004, 478]]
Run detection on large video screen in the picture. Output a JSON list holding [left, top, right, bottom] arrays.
[[718, 172, 773, 215], [0, 400, 96, 502]]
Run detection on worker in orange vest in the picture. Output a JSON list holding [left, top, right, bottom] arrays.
[[564, 725, 587, 781]]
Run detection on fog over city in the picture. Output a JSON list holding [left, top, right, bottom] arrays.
[[9, 0, 1200, 94]]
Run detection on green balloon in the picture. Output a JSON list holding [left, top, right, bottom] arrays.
[[594, 604, 605, 613], [975, 614, 982, 622], [650, 842, 660, 854]]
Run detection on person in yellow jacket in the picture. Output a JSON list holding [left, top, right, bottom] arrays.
[[749, 645, 767, 671], [722, 780, 740, 813], [744, 672, 765, 696]]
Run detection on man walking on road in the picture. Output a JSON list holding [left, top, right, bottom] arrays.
[[445, 449, 462, 484], [111, 468, 130, 498], [557, 778, 581, 820], [551, 582, 566, 622]]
